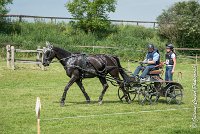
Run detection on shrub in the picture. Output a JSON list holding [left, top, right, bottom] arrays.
[[157, 1, 200, 51], [0, 21, 166, 60]]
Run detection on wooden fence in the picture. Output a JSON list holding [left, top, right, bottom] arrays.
[[5, 44, 199, 71], [1, 14, 158, 28], [77, 45, 200, 54], [6, 45, 45, 70]]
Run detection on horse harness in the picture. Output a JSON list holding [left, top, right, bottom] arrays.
[[59, 53, 119, 79]]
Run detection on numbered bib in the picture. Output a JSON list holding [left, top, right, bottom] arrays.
[[166, 59, 169, 65]]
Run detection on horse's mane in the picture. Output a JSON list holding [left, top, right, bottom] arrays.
[[53, 46, 72, 57]]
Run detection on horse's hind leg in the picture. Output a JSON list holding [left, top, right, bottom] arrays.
[[98, 77, 109, 105], [76, 80, 90, 103], [60, 75, 77, 107]]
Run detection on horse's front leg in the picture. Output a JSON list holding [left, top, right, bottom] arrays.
[[76, 80, 91, 103], [60, 75, 77, 107]]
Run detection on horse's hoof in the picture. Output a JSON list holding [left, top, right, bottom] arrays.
[[98, 101, 103, 105], [127, 100, 132, 104], [86, 100, 90, 104], [60, 102, 65, 107]]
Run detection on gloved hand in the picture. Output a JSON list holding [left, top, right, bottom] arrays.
[[140, 61, 148, 64]]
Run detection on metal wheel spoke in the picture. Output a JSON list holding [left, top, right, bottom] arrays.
[[165, 85, 183, 104], [140, 93, 147, 104], [175, 93, 182, 97], [118, 88, 126, 102], [120, 95, 125, 100], [128, 90, 137, 101], [149, 92, 159, 104], [167, 98, 172, 103], [138, 88, 149, 105]]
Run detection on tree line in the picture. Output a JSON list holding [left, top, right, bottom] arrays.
[[1, 0, 200, 50]]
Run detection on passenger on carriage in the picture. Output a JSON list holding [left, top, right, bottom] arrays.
[[164, 44, 176, 81], [132, 44, 160, 82]]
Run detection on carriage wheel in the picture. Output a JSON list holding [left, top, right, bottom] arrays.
[[165, 85, 183, 104], [149, 87, 159, 105], [127, 87, 137, 102], [138, 86, 150, 105], [118, 87, 126, 102], [149, 82, 162, 104], [118, 87, 137, 102]]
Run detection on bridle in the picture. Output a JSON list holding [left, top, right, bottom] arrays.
[[44, 47, 54, 64]]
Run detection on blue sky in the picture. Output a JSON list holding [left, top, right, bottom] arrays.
[[8, 0, 189, 21]]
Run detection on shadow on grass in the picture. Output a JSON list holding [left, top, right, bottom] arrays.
[[53, 100, 126, 105], [157, 98, 185, 105], [52, 99, 184, 106]]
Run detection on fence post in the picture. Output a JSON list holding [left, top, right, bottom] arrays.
[[174, 48, 176, 53], [191, 55, 198, 128], [11, 46, 15, 70], [36, 46, 41, 62], [153, 22, 156, 28], [6, 45, 11, 68], [93, 46, 95, 52], [1, 47, 5, 61], [19, 15, 22, 22], [41, 47, 45, 71]]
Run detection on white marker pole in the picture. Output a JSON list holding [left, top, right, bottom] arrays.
[[35, 97, 41, 134]]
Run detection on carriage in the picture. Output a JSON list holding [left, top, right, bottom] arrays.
[[117, 62, 183, 105], [42, 44, 183, 106]]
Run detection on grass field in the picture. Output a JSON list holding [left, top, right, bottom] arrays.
[[0, 60, 199, 134]]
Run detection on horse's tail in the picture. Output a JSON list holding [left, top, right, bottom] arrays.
[[113, 56, 130, 82]]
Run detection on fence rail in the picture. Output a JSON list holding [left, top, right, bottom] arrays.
[[1, 14, 159, 28], [4, 44, 199, 71], [77, 45, 200, 51], [174, 48, 200, 51], [6, 45, 45, 70], [15, 49, 43, 53], [76, 45, 200, 59]]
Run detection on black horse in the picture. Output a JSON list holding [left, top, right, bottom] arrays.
[[42, 43, 130, 106]]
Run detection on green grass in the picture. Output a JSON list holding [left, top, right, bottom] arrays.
[[0, 60, 200, 134]]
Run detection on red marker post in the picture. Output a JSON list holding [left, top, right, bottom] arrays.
[[35, 97, 41, 134]]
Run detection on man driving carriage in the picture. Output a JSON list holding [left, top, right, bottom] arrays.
[[132, 44, 160, 82]]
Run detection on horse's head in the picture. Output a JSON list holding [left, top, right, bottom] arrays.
[[42, 42, 56, 66]]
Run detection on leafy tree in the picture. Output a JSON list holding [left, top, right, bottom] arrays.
[[66, 0, 117, 33], [0, 0, 14, 34], [157, 1, 200, 48], [0, 0, 13, 22], [0, 0, 12, 15]]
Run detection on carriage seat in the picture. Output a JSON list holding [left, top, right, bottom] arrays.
[[148, 62, 164, 75], [149, 70, 162, 75]]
